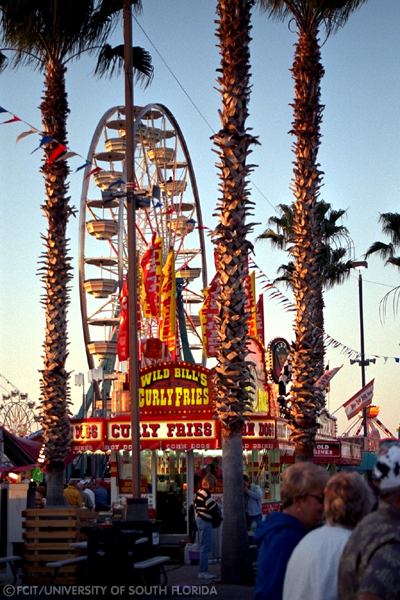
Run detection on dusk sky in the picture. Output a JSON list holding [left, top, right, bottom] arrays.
[[0, 0, 399, 436]]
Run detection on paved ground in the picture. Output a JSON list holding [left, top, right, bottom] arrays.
[[163, 562, 254, 599], [1, 561, 255, 600]]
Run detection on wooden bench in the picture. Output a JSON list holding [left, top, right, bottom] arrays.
[[23, 508, 96, 584], [46, 556, 88, 583], [133, 556, 170, 585], [134, 537, 149, 546], [70, 541, 88, 550], [0, 556, 21, 584]]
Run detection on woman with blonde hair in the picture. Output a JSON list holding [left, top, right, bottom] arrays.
[[283, 471, 374, 600]]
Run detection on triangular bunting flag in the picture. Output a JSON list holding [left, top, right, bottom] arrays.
[[75, 160, 91, 172], [84, 166, 102, 179], [16, 128, 38, 143], [55, 151, 78, 162], [1, 115, 21, 125], [31, 135, 54, 153], [46, 143, 67, 166]]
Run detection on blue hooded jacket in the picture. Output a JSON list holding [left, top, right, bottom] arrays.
[[253, 512, 307, 600]]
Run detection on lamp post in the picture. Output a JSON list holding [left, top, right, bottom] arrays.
[[88, 367, 107, 417], [123, 0, 141, 499], [350, 260, 369, 439], [74, 373, 86, 418]]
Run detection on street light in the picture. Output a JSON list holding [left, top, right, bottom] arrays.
[[74, 373, 86, 418], [350, 260, 369, 439], [123, 0, 141, 500], [88, 367, 107, 417]]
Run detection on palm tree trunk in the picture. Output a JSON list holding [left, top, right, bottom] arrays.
[[221, 429, 252, 584], [290, 27, 325, 461], [213, 0, 257, 583], [39, 60, 72, 505]]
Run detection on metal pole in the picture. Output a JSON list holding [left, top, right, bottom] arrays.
[[357, 271, 368, 438], [83, 375, 86, 419], [123, 0, 141, 498], [102, 378, 106, 418]]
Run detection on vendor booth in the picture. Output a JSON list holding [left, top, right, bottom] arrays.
[[70, 349, 299, 530]]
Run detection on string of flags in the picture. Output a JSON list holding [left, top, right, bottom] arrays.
[[249, 257, 400, 366], [0, 101, 213, 231], [0, 104, 90, 172], [1, 101, 398, 364]]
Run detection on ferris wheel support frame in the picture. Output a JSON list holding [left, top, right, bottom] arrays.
[[79, 103, 208, 373]]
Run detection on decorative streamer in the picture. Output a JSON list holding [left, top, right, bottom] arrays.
[[46, 143, 67, 166], [1, 115, 21, 125], [16, 129, 38, 143], [0, 103, 104, 180], [249, 257, 400, 365]]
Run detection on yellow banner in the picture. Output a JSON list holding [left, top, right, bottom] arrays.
[[159, 249, 176, 355], [245, 271, 257, 337]]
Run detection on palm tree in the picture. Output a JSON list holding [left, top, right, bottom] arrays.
[[258, 0, 365, 461], [258, 200, 353, 293], [258, 200, 353, 416], [212, 0, 257, 585], [365, 212, 400, 318], [0, 0, 152, 505]]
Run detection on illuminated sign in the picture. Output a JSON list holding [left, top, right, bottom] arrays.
[[267, 338, 290, 384], [70, 416, 219, 452], [72, 421, 103, 443], [316, 411, 337, 440], [242, 420, 276, 439], [139, 362, 213, 415], [70, 415, 295, 454], [314, 442, 341, 458], [108, 420, 216, 441]]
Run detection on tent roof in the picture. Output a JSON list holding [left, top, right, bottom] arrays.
[[0, 426, 42, 468]]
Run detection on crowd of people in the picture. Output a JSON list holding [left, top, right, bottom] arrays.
[[22, 441, 400, 599], [253, 442, 400, 600], [26, 478, 111, 511]]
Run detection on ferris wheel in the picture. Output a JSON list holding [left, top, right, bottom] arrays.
[[0, 389, 37, 437], [79, 104, 208, 379]]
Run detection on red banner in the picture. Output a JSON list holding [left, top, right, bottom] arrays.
[[256, 294, 265, 344], [117, 276, 129, 361], [343, 379, 375, 420], [141, 235, 162, 317], [315, 365, 343, 390], [200, 273, 220, 357]]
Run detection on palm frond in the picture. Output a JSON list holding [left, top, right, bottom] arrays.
[[256, 228, 287, 248], [379, 212, 400, 246], [94, 43, 153, 85], [0, 51, 8, 72], [365, 241, 395, 262], [257, 0, 367, 37], [379, 285, 400, 322]]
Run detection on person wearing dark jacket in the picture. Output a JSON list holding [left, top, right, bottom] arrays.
[[254, 462, 329, 600]]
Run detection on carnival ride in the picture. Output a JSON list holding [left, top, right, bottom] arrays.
[[342, 404, 396, 441], [78, 104, 208, 415], [0, 374, 38, 437]]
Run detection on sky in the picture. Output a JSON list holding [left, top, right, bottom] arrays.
[[0, 0, 399, 438]]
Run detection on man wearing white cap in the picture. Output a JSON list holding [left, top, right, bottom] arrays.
[[338, 442, 400, 600]]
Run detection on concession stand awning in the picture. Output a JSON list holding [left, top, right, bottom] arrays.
[[0, 426, 42, 470]]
